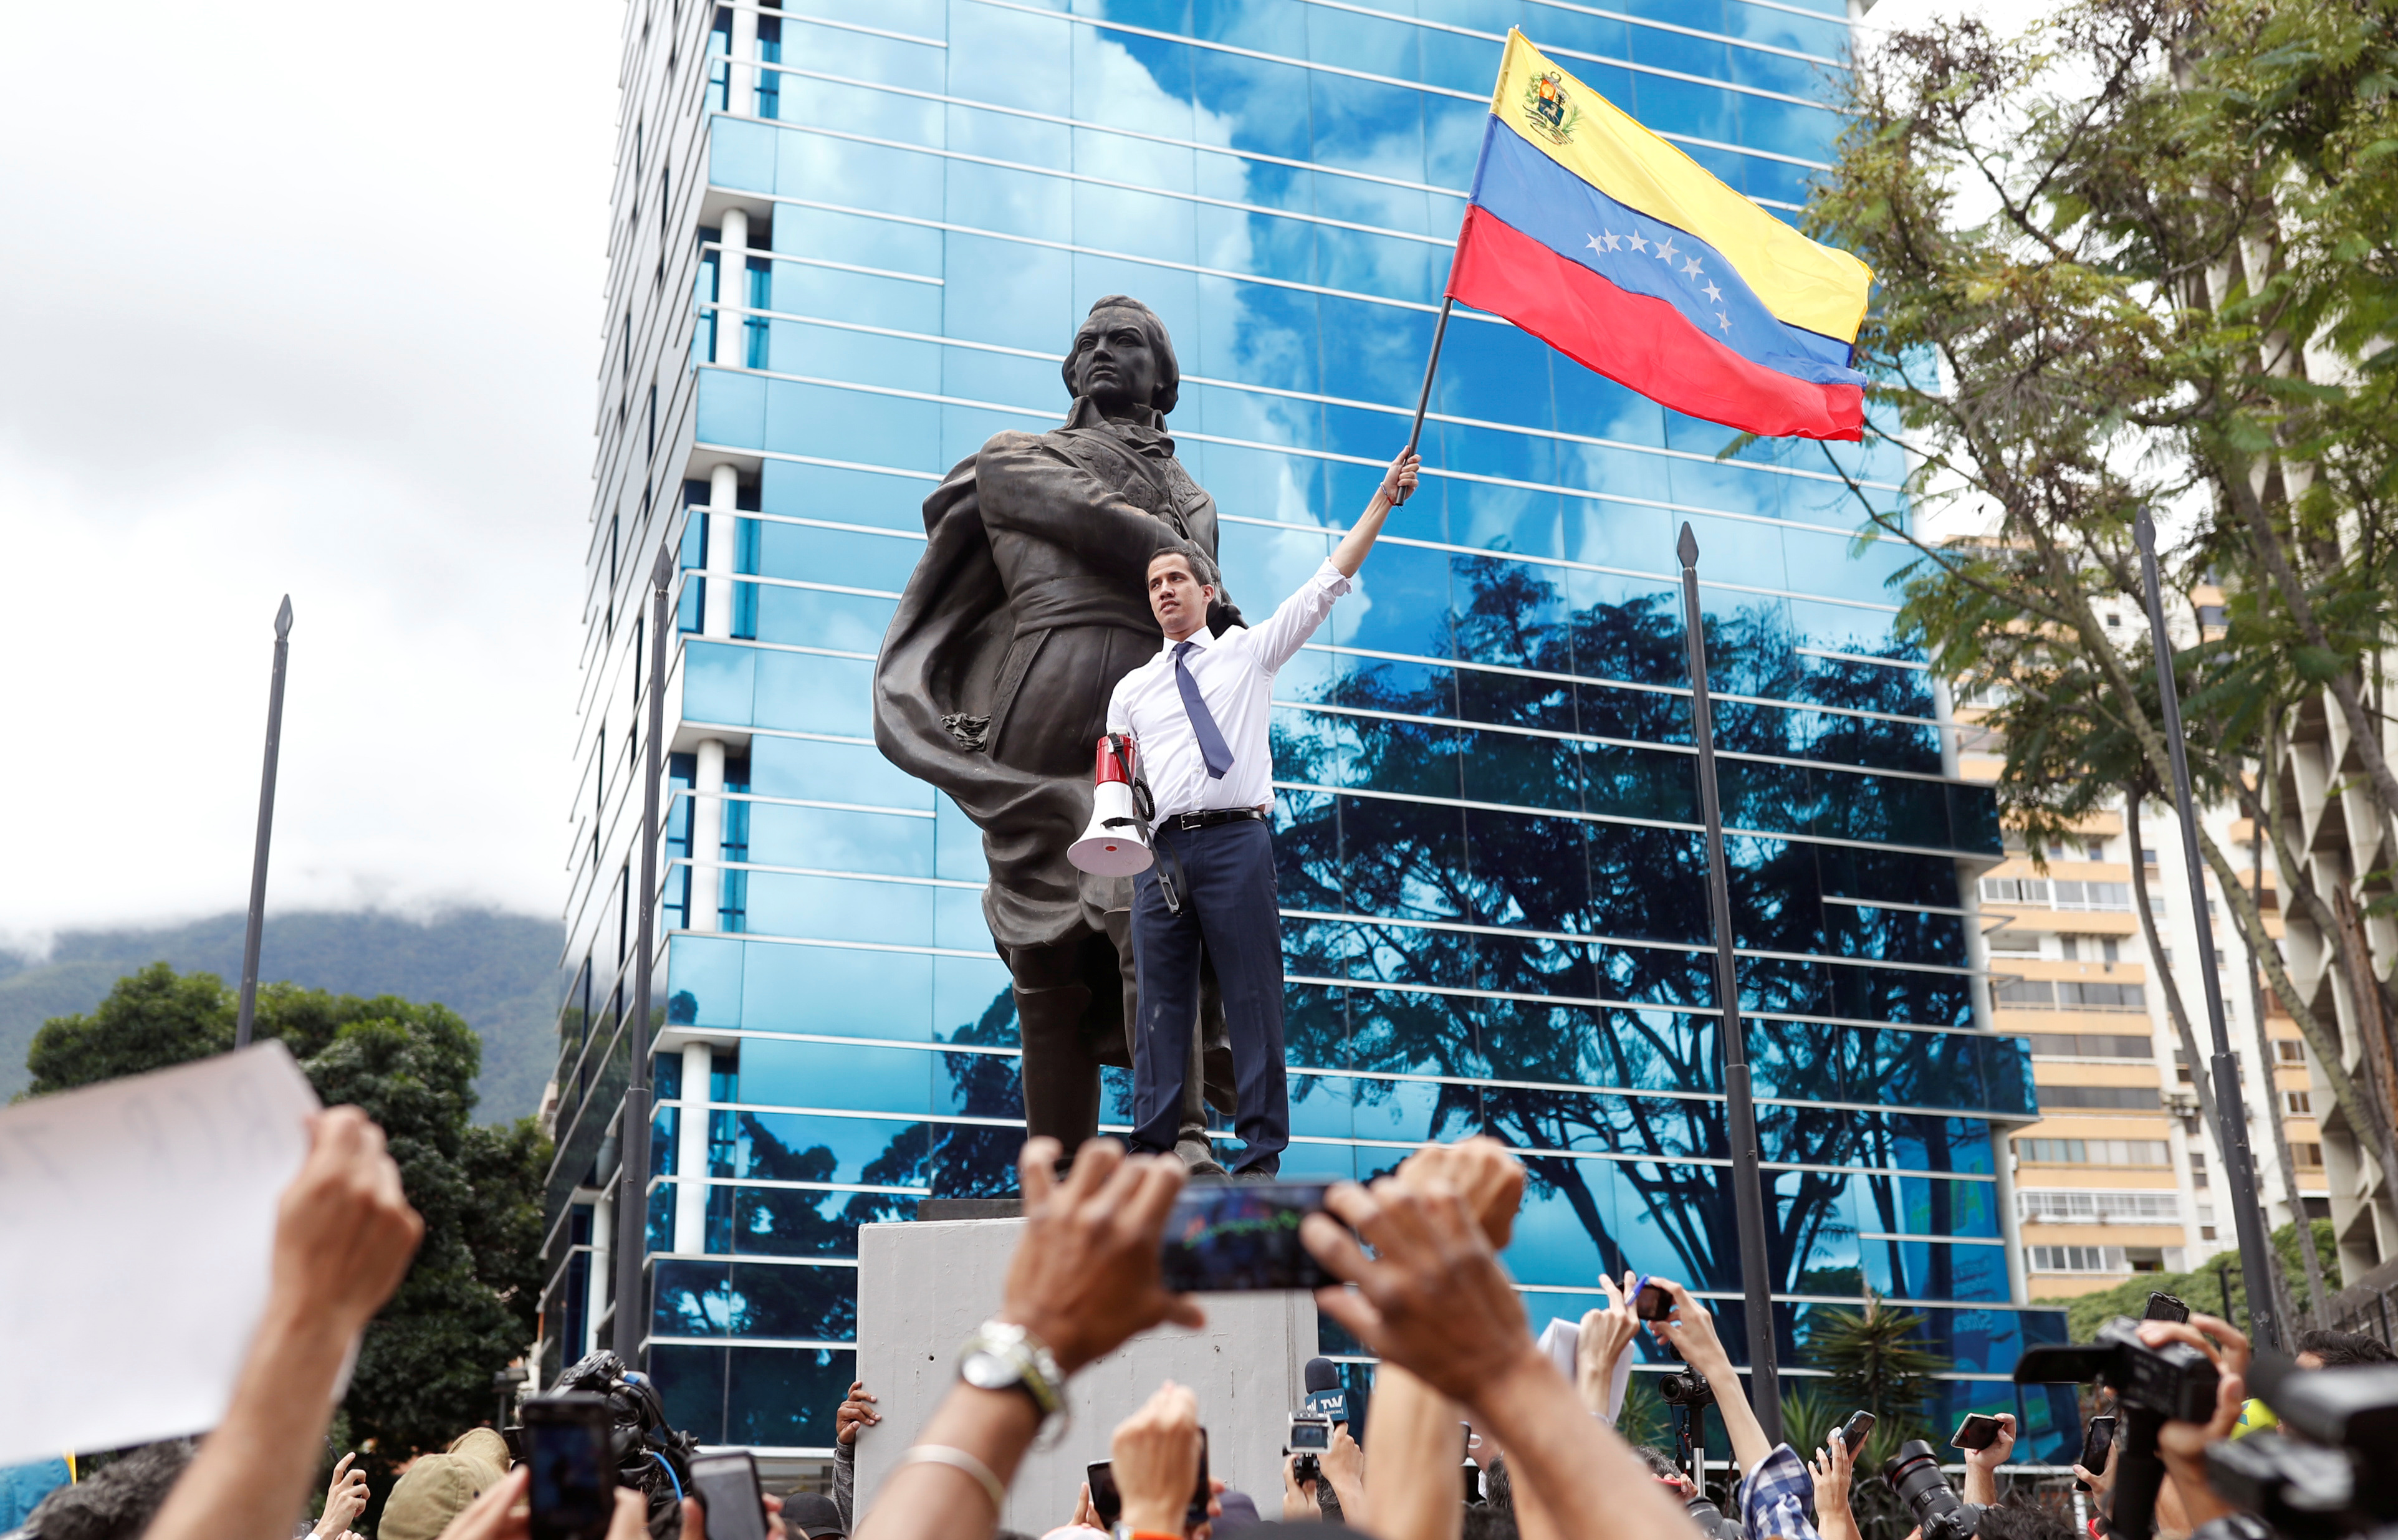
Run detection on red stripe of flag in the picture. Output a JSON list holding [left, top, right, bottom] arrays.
[[1446, 206, 1863, 442]]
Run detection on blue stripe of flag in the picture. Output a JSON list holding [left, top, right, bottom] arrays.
[[1466, 118, 1864, 389]]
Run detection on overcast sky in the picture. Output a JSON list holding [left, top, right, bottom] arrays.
[[0, 0, 2041, 957], [0, 2, 619, 954]]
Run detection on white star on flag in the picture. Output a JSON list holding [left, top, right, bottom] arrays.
[[1653, 235, 1679, 263], [1682, 257, 1704, 278], [1585, 234, 1607, 259], [1702, 281, 1723, 304], [1717, 313, 1732, 330], [1627, 231, 1648, 253]]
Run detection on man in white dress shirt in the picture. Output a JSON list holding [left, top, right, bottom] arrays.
[[1105, 446, 1420, 1177]]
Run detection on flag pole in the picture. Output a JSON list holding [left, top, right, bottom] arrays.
[[1678, 523, 1783, 1442], [1404, 295, 1455, 457], [235, 595, 294, 1051]]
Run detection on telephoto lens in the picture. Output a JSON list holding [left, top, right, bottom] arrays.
[[1881, 1438, 1983, 1540]]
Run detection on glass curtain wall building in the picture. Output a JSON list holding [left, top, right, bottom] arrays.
[[542, 0, 2079, 1462]]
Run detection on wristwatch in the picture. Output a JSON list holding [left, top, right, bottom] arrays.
[[957, 1318, 1066, 1423]]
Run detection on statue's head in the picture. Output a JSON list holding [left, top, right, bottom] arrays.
[[1063, 295, 1180, 418]]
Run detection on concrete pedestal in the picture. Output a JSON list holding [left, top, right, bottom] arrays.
[[853, 1218, 1316, 1533]]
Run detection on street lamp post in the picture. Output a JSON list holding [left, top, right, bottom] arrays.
[[1677, 524, 1782, 1440], [613, 543, 675, 1362], [236, 596, 294, 1051], [2134, 511, 2280, 1350]]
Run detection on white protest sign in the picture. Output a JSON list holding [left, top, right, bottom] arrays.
[[0, 1042, 320, 1466]]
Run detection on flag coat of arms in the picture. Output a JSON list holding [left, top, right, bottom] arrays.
[[1448, 31, 1873, 441]]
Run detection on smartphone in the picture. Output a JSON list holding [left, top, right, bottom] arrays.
[[1189, 1429, 1211, 1528], [1634, 1277, 1674, 1321], [1088, 1432, 1210, 1530], [522, 1393, 616, 1540], [2145, 1291, 2190, 1323], [689, 1451, 769, 1540], [1161, 1182, 1335, 1291], [1836, 1410, 1875, 1454], [1952, 1413, 2003, 1452], [2074, 1413, 2119, 1491], [1088, 1461, 1122, 1528]]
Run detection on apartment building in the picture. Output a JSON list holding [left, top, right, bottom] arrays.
[[1959, 684, 2331, 1301]]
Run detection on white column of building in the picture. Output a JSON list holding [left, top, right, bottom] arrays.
[[713, 208, 749, 369], [586, 1191, 613, 1359], [728, 5, 759, 118], [674, 1041, 716, 1253], [689, 738, 726, 932], [705, 462, 739, 635]]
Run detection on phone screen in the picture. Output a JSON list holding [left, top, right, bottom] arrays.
[[1838, 1411, 1875, 1453], [1288, 1419, 1331, 1452], [2081, 1415, 2117, 1474], [1634, 1279, 1674, 1321], [1952, 1414, 2002, 1451], [690, 1452, 768, 1540], [1187, 1429, 1211, 1529], [524, 1396, 615, 1540], [1087, 1461, 1122, 1528], [1160, 1182, 1334, 1291]]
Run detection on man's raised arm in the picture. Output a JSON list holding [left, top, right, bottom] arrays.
[[1247, 449, 1422, 675], [1333, 449, 1421, 578]]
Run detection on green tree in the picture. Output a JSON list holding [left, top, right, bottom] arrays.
[[1805, 1292, 1949, 1438], [1808, 0, 2398, 1205], [2045, 1219, 2342, 1340], [25, 965, 549, 1495]]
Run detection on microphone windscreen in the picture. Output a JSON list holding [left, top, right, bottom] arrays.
[[1303, 1356, 1341, 1393]]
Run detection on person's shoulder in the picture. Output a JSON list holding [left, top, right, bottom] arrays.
[[976, 429, 1051, 457], [1111, 650, 1170, 696]]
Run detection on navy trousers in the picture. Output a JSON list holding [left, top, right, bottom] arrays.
[[1128, 818, 1288, 1172]]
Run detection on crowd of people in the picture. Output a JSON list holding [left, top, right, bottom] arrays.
[[8, 1102, 2395, 1540]]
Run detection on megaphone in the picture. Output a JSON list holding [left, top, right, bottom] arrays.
[[1068, 734, 1154, 876]]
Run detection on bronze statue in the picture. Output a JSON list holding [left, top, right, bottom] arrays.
[[873, 297, 1234, 1167]]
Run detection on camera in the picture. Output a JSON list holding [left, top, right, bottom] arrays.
[[1659, 1368, 1716, 1408], [2013, 1316, 2221, 1423], [2200, 1352, 2398, 1538], [1286, 1412, 1332, 1483], [2205, 1433, 2363, 1539], [532, 1350, 701, 1540], [1882, 1438, 1982, 1540]]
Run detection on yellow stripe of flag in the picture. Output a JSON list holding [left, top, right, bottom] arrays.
[[1489, 30, 1871, 344]]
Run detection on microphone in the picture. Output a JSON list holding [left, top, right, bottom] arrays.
[[1302, 1357, 1348, 1424]]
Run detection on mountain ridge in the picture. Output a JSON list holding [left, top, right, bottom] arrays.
[[1, 909, 564, 1118]]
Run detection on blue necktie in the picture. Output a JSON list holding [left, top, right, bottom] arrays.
[[1173, 640, 1235, 779]]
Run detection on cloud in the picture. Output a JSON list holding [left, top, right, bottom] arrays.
[[0, 0, 620, 949]]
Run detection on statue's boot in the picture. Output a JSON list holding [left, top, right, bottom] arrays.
[[1006, 941, 1102, 1175]]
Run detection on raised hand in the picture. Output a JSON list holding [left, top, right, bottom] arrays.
[[1004, 1137, 1202, 1375], [837, 1381, 880, 1446], [1390, 1136, 1525, 1249], [1110, 1380, 1204, 1536], [1303, 1180, 1537, 1402]]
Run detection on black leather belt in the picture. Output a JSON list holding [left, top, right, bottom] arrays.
[[1164, 807, 1267, 832]]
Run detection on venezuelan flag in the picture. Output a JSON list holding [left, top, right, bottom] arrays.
[[1449, 32, 1873, 441]]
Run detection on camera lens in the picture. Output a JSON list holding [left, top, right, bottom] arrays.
[[1882, 1439, 1980, 1539]]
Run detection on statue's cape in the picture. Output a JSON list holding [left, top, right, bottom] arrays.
[[873, 400, 1217, 952]]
